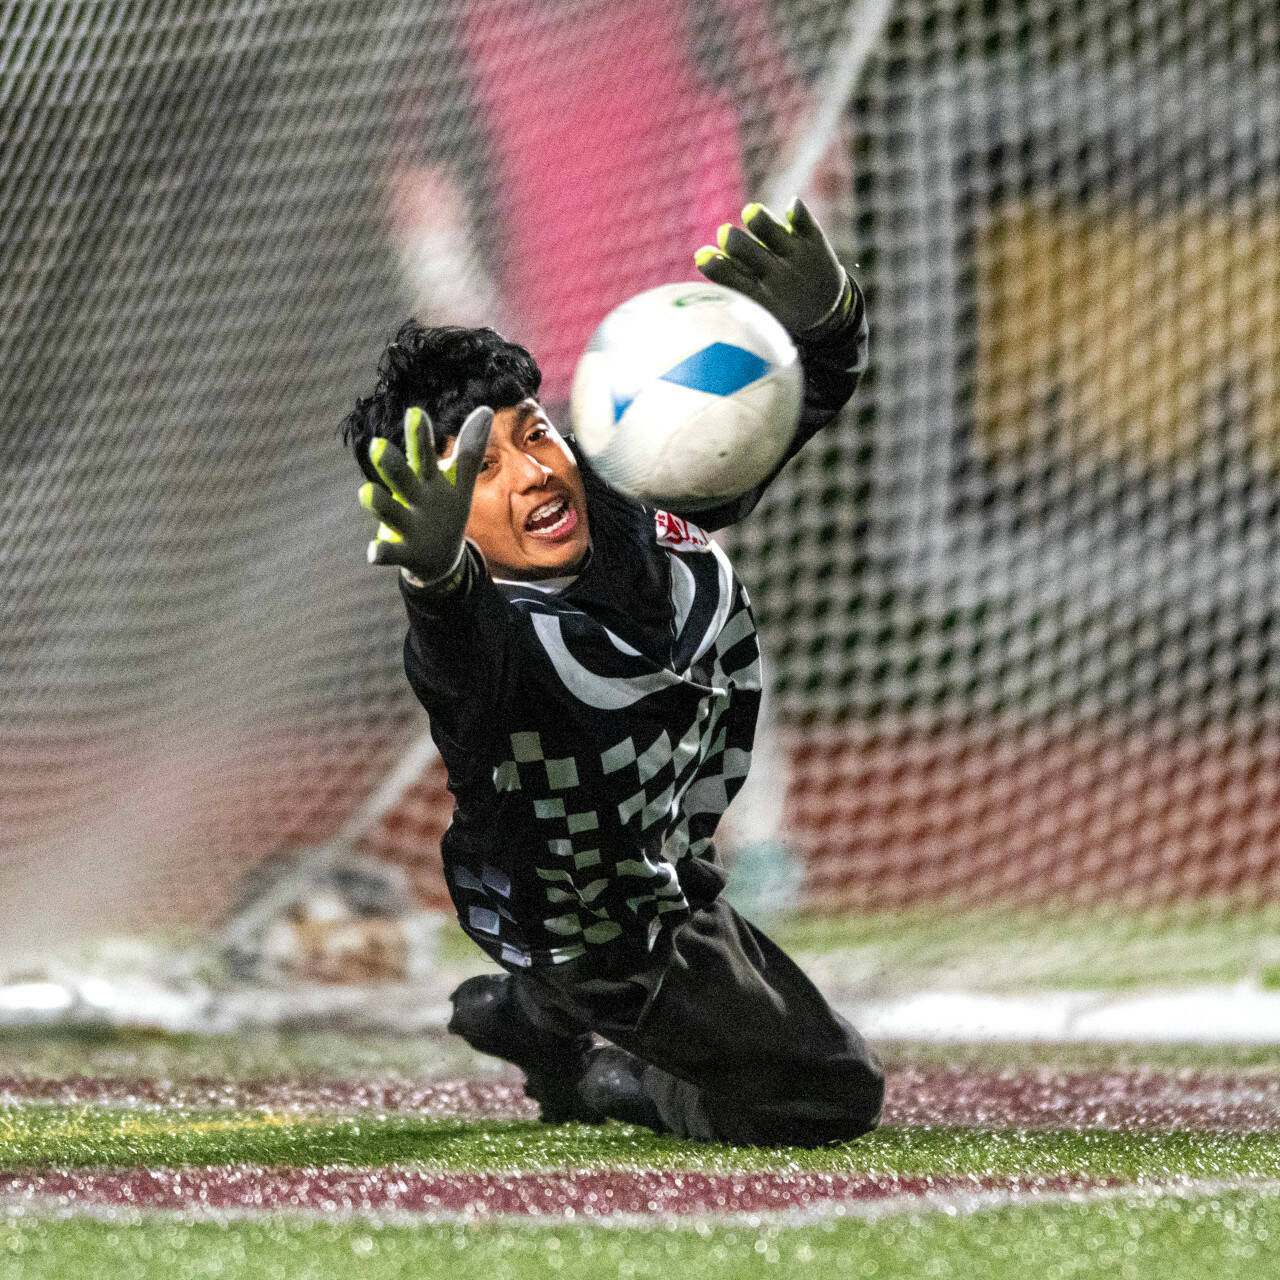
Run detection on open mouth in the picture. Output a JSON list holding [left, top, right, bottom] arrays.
[[524, 494, 579, 541]]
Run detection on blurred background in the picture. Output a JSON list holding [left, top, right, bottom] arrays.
[[3, 0, 1279, 991]]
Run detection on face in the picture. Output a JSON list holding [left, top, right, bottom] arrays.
[[462, 398, 590, 580]]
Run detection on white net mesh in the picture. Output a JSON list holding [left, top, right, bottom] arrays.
[[2, 0, 1278, 950], [753, 5, 1280, 911]]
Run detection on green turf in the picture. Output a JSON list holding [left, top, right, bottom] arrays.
[[9, 1025, 1280, 1081], [771, 901, 1280, 992], [7, 910, 1280, 1279], [3, 1190, 1280, 1279], [0, 1025, 481, 1082], [3, 1104, 1280, 1184], [879, 1039, 1280, 1073]]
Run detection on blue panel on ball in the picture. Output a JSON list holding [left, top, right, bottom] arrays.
[[612, 387, 638, 423], [659, 342, 769, 397]]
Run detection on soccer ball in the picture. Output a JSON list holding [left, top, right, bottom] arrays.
[[570, 283, 803, 510]]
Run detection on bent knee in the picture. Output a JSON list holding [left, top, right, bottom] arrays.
[[838, 1054, 886, 1137], [809, 1051, 885, 1143], [747, 1053, 885, 1148]]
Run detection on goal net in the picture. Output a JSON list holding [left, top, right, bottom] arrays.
[[2, 0, 1278, 957]]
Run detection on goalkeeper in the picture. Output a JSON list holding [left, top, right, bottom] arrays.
[[341, 199, 882, 1145]]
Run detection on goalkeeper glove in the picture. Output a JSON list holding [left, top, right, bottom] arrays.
[[694, 196, 854, 337], [358, 404, 494, 589]]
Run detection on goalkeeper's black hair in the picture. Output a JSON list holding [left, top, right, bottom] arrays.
[[340, 317, 645, 551], [340, 321, 542, 482]]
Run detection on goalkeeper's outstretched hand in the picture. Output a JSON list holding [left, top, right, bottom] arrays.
[[358, 404, 493, 588], [695, 196, 854, 337]]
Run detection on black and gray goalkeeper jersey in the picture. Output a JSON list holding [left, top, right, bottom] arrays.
[[398, 299, 869, 973]]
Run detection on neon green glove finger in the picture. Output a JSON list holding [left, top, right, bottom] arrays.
[[449, 405, 494, 495], [695, 247, 768, 306], [368, 436, 426, 507], [368, 534, 412, 567], [716, 223, 775, 278], [704, 193, 851, 334], [784, 195, 823, 242], [360, 481, 410, 529], [359, 481, 406, 545], [403, 406, 427, 476], [741, 201, 793, 255]]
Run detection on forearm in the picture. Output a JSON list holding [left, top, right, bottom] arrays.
[[780, 277, 868, 464], [400, 543, 509, 719]]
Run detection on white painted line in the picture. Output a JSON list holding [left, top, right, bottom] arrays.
[[7, 971, 1280, 1045], [1072, 987, 1280, 1044], [5, 1176, 1280, 1230], [849, 984, 1280, 1044], [853, 991, 1100, 1042]]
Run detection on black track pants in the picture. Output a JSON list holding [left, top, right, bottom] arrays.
[[507, 894, 884, 1147]]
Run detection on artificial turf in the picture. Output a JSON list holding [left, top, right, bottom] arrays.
[[771, 901, 1280, 993], [3, 1189, 1280, 1280], [3, 1105, 1280, 1183], [6, 923, 1280, 1280], [4, 1030, 1280, 1278], [10, 1025, 1280, 1080]]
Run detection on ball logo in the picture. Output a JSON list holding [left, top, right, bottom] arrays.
[[672, 290, 729, 307]]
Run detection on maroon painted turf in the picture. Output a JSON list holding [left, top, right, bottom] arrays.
[[7, 1067, 1269, 1219], [4, 1067, 1279, 1130], [885, 1065, 1280, 1132], [0, 1167, 1116, 1217]]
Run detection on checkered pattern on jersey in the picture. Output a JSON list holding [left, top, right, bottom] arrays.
[[452, 541, 762, 968], [659, 591, 761, 866]]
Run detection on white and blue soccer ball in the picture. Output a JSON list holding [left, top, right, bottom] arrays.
[[570, 282, 803, 510]]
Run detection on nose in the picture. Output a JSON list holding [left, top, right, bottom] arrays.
[[514, 451, 552, 488]]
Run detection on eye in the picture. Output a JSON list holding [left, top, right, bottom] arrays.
[[526, 426, 548, 444]]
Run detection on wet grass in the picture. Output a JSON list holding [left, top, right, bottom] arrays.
[[3, 1189, 1280, 1279], [0, 1025, 488, 1083], [3, 1037, 1279, 1277], [7, 1022, 1280, 1087], [3, 1103, 1280, 1183], [773, 901, 1280, 993]]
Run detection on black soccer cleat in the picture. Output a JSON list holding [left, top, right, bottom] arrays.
[[447, 974, 603, 1125], [577, 1045, 667, 1134]]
